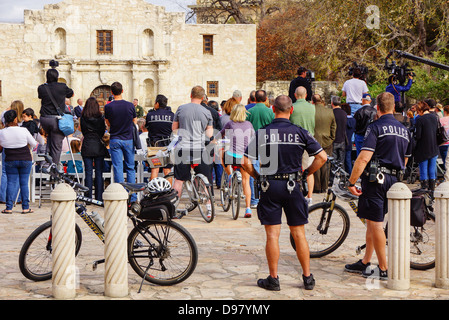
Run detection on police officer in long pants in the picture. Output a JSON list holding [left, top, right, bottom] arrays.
[[345, 92, 412, 280], [242, 95, 327, 291]]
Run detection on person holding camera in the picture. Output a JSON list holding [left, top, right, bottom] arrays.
[[342, 67, 369, 116], [385, 74, 413, 110], [38, 65, 74, 165], [289, 67, 313, 103]]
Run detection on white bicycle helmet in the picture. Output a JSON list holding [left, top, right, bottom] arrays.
[[147, 177, 171, 193], [332, 178, 359, 202]]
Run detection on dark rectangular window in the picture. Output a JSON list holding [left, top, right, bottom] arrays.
[[97, 30, 113, 54], [203, 35, 213, 55], [207, 81, 219, 97]]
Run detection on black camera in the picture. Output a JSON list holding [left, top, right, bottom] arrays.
[[49, 59, 59, 69], [348, 62, 369, 81], [384, 60, 415, 86]]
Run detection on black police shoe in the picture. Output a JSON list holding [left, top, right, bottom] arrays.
[[362, 266, 388, 281], [302, 274, 315, 290], [257, 275, 280, 291], [344, 259, 371, 274]]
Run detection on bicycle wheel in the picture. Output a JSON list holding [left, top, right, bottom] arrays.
[[128, 220, 198, 286], [230, 172, 241, 220], [290, 202, 351, 258], [193, 174, 215, 223], [409, 210, 435, 270], [18, 220, 82, 282], [220, 170, 231, 212]]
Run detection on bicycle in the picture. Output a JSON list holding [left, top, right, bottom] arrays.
[[290, 157, 436, 270], [18, 155, 198, 290], [151, 137, 215, 223], [220, 165, 243, 220]]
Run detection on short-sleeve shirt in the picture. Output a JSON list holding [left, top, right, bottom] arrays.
[[104, 100, 136, 140], [342, 78, 369, 104], [244, 118, 323, 175], [145, 107, 174, 142], [173, 102, 213, 151], [362, 114, 412, 170]]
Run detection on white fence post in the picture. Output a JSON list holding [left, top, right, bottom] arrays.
[[51, 183, 77, 299], [434, 182, 449, 289], [387, 182, 412, 290], [103, 183, 129, 298]]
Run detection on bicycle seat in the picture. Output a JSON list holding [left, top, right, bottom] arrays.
[[120, 182, 147, 192]]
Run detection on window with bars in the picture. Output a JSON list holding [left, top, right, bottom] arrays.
[[97, 30, 113, 54], [203, 35, 213, 55], [207, 81, 219, 97]]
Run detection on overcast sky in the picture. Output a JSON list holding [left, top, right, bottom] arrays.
[[0, 0, 195, 23]]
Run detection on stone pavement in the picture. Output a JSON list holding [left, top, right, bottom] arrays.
[[0, 190, 448, 304]]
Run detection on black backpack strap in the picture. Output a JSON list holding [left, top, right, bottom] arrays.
[[44, 84, 63, 117]]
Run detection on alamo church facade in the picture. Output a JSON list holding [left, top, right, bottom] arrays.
[[0, 0, 256, 113]]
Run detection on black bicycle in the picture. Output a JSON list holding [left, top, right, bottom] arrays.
[[290, 157, 436, 270], [19, 155, 198, 288]]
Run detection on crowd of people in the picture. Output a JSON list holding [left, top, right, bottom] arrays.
[[1, 64, 447, 291]]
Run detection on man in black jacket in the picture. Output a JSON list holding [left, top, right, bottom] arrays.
[[353, 94, 377, 155], [289, 67, 313, 103]]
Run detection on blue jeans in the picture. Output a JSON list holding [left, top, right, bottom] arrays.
[[349, 103, 362, 116], [5, 160, 32, 210], [83, 156, 105, 201], [109, 139, 136, 202], [250, 160, 260, 205], [354, 134, 364, 156], [0, 152, 6, 202], [419, 155, 438, 180]]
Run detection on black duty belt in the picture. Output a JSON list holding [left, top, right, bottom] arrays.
[[263, 172, 302, 182]]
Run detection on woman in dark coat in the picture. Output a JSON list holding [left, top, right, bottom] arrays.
[[414, 101, 439, 191], [80, 97, 108, 201]]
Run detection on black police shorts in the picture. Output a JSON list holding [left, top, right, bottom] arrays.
[[173, 149, 212, 182], [357, 174, 397, 222], [257, 179, 308, 226]]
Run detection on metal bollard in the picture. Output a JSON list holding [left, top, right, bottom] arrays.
[[51, 183, 77, 299], [103, 183, 129, 298], [434, 181, 449, 289], [386, 182, 412, 290]]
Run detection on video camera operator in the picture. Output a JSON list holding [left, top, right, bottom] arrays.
[[37, 60, 74, 165], [289, 66, 313, 103], [385, 74, 413, 111]]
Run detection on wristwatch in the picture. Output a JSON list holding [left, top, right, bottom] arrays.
[[348, 182, 355, 187]]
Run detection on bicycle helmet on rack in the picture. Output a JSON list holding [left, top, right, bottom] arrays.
[[332, 178, 359, 202], [147, 177, 171, 194]]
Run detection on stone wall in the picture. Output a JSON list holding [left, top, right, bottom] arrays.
[[0, 0, 256, 114]]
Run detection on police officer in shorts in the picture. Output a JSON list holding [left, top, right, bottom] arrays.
[[345, 92, 412, 280], [242, 95, 327, 291]]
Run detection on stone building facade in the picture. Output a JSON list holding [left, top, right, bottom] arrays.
[[0, 0, 256, 114]]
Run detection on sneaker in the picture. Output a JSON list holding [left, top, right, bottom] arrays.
[[250, 203, 258, 209], [344, 259, 371, 274], [257, 275, 280, 291], [302, 274, 315, 290], [244, 208, 252, 218], [362, 266, 388, 281]]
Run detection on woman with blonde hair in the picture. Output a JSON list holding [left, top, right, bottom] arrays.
[[218, 104, 255, 217]]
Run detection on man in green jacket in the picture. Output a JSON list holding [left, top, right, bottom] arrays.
[[290, 86, 316, 204], [246, 89, 274, 208]]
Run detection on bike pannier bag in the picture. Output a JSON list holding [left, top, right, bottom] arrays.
[[410, 194, 427, 227]]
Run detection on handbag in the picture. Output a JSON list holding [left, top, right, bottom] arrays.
[[44, 85, 74, 136], [435, 113, 449, 145]]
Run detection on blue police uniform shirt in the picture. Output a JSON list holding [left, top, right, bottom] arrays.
[[244, 118, 323, 175], [361, 114, 412, 170], [145, 107, 174, 142]]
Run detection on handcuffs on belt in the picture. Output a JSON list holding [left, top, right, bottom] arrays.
[[259, 171, 306, 195], [367, 159, 403, 185]]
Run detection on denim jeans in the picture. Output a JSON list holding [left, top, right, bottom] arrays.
[[349, 103, 362, 116], [0, 152, 6, 202], [354, 134, 365, 156], [83, 156, 105, 201], [109, 139, 136, 201], [419, 155, 438, 180], [249, 160, 260, 205], [5, 160, 32, 210]]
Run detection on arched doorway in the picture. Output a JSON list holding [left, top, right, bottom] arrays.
[[90, 85, 111, 112]]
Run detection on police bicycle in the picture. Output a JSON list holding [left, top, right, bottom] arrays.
[[18, 155, 198, 288], [290, 157, 436, 270], [149, 137, 215, 223]]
